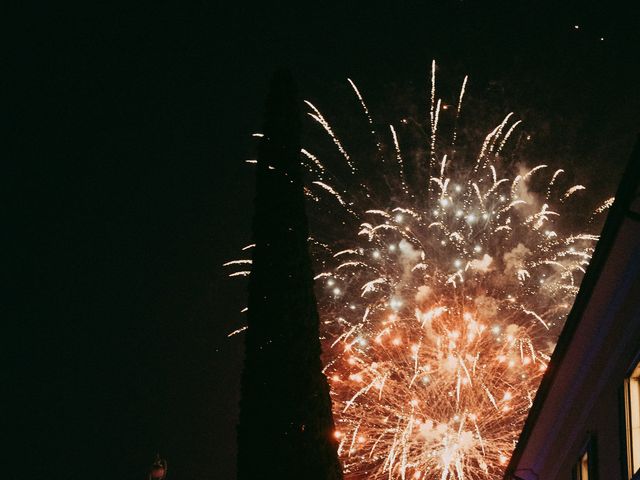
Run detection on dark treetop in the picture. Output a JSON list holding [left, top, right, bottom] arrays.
[[236, 70, 343, 480]]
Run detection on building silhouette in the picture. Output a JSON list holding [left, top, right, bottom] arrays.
[[505, 138, 640, 480]]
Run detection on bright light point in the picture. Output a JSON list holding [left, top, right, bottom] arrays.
[[492, 326, 500, 335], [482, 213, 489, 220], [574, 24, 580, 29], [333, 287, 341, 295], [357, 337, 367, 346], [433, 209, 439, 216], [454, 259, 462, 268], [372, 250, 381, 259], [392, 337, 402, 346], [410, 399, 419, 407], [466, 214, 477, 223], [357, 435, 365, 443], [456, 209, 463, 217], [474, 245, 482, 252], [453, 415, 460, 421], [439, 198, 449, 207], [350, 304, 356, 310], [327, 279, 335, 286], [454, 185, 462, 192], [440, 240, 446, 246], [422, 376, 430, 383], [499, 455, 508, 465], [395, 214, 403, 222], [389, 244, 397, 252], [500, 195, 506, 201], [390, 297, 403, 311], [334, 431, 342, 439]]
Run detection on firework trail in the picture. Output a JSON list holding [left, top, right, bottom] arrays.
[[228, 62, 611, 479]]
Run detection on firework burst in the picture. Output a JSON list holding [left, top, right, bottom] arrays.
[[228, 63, 611, 479]]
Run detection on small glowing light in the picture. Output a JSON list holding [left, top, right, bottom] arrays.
[[473, 245, 482, 252], [499, 454, 508, 465], [439, 198, 449, 207], [327, 279, 335, 286], [466, 214, 477, 223], [433, 209, 439, 216], [456, 209, 463, 217], [453, 415, 460, 421], [357, 337, 367, 347], [392, 337, 402, 346], [372, 250, 381, 259], [482, 213, 489, 220], [492, 326, 501, 335], [333, 287, 341, 296], [454, 185, 462, 192], [440, 240, 446, 246], [454, 259, 462, 268], [499, 195, 506, 201], [332, 374, 340, 381], [389, 244, 397, 252], [395, 214, 404, 222], [334, 431, 342, 439], [357, 435, 365, 443], [574, 24, 580, 29], [350, 304, 356, 310], [600, 36, 605, 41], [390, 297, 403, 311], [410, 399, 419, 407]]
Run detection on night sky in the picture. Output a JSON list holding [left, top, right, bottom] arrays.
[[7, 2, 640, 479]]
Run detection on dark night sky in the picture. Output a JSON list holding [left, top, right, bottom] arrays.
[[7, 2, 640, 479]]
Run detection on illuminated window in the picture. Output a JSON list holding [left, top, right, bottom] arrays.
[[625, 361, 640, 478], [573, 436, 596, 480], [573, 450, 589, 480]]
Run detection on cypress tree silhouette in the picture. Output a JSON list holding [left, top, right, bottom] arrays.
[[236, 70, 343, 480]]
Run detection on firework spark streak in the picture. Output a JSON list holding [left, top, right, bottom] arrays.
[[228, 63, 609, 479]]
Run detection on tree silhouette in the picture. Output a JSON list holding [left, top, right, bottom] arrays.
[[236, 70, 343, 480]]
